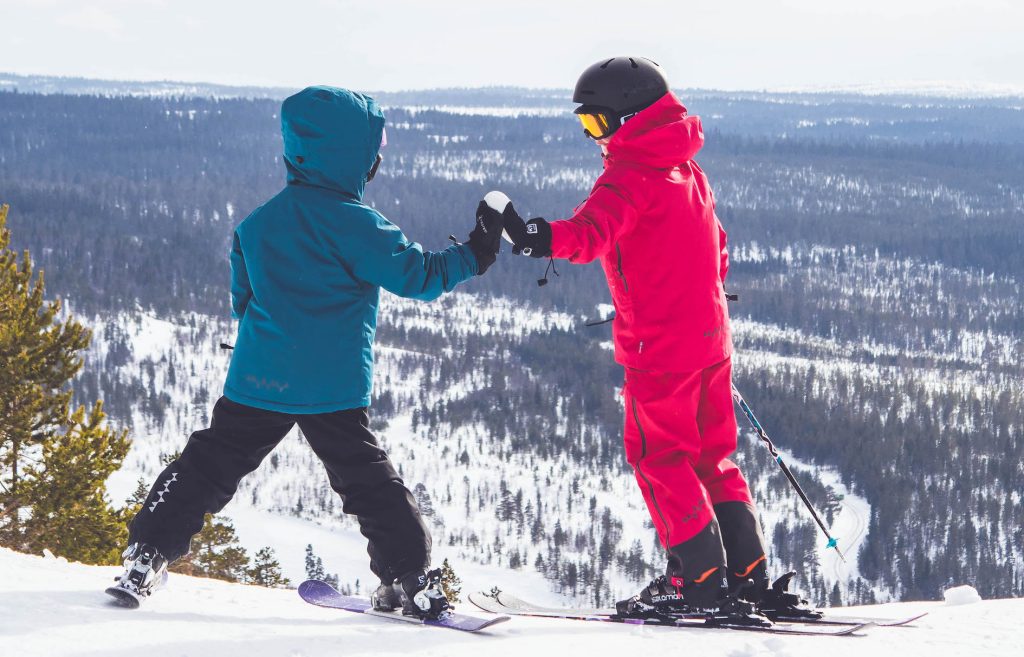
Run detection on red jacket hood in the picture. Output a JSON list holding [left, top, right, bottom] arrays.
[[605, 91, 704, 168]]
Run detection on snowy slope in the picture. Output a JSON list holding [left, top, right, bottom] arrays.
[[0, 547, 1014, 657]]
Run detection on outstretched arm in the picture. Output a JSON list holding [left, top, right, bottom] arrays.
[[349, 212, 486, 301], [497, 183, 640, 264], [549, 184, 640, 264]]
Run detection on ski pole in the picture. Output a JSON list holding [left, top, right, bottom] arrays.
[[730, 385, 846, 563]]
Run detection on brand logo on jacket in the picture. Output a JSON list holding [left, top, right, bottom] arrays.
[[680, 499, 706, 523], [246, 375, 290, 393]]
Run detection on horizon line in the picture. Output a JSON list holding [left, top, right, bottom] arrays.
[[3, 71, 1024, 101]]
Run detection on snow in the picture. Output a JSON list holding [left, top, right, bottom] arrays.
[[1, 547, 1019, 657], [943, 585, 982, 606]]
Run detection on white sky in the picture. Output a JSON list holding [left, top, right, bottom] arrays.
[[2, 0, 1022, 92]]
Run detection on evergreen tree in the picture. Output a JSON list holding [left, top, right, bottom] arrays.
[[439, 557, 462, 603], [829, 582, 843, 607], [22, 402, 130, 563], [305, 543, 326, 580], [304, 543, 339, 587], [169, 514, 250, 582], [125, 478, 149, 514], [247, 546, 290, 588], [0, 203, 129, 563]]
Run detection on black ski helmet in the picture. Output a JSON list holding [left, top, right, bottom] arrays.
[[573, 56, 669, 115]]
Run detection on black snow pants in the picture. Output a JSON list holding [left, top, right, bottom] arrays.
[[128, 396, 430, 583]]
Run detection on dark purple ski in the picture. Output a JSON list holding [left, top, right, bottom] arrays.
[[298, 580, 509, 633]]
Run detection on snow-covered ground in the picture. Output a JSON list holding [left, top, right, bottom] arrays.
[[0, 547, 1015, 657]]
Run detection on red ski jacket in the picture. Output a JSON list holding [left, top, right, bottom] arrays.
[[549, 92, 732, 372]]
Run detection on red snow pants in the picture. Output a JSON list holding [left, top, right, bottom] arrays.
[[623, 357, 753, 552]]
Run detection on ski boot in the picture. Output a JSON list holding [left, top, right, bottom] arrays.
[[370, 579, 403, 612], [396, 568, 451, 620], [615, 571, 771, 627], [745, 571, 823, 622], [105, 543, 168, 609]]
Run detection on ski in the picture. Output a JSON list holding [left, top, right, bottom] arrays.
[[468, 592, 871, 636], [298, 580, 509, 632], [771, 611, 928, 627], [486, 590, 924, 628], [105, 569, 169, 610], [105, 584, 145, 609]]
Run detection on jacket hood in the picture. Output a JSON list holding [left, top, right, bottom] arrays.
[[281, 86, 385, 199], [605, 91, 704, 168]]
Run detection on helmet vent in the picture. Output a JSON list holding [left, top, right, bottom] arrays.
[[628, 58, 638, 68], [600, 58, 615, 69]]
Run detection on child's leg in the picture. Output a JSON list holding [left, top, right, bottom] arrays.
[[693, 357, 769, 584], [297, 408, 429, 584], [623, 368, 727, 583], [128, 397, 295, 561]]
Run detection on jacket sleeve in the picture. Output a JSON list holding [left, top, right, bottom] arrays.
[[717, 215, 729, 283], [350, 213, 478, 301], [549, 182, 640, 265], [229, 231, 253, 320]]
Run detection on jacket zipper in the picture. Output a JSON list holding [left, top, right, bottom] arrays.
[[631, 396, 669, 538], [615, 244, 629, 293]]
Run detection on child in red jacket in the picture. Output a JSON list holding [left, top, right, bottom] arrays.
[[497, 57, 812, 621]]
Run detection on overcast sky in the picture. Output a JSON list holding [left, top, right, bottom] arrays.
[[2, 0, 1022, 92]]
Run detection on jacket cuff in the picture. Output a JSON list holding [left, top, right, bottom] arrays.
[[547, 220, 575, 260]]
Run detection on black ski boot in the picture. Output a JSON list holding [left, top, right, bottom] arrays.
[[370, 579, 403, 612], [616, 572, 771, 627], [105, 543, 168, 608], [745, 571, 822, 621], [397, 568, 451, 620]]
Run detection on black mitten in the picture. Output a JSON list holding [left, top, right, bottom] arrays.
[[501, 204, 551, 258], [466, 201, 504, 274]]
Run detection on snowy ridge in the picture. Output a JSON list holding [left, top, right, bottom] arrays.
[[0, 547, 1016, 657]]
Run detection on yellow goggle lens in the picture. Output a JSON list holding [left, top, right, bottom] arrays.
[[578, 112, 612, 139]]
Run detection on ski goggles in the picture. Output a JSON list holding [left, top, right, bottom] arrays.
[[575, 105, 642, 140], [575, 107, 617, 140]]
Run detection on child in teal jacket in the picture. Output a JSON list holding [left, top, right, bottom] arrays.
[[110, 86, 502, 618]]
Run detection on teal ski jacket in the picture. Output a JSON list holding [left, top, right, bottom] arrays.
[[224, 86, 478, 413]]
